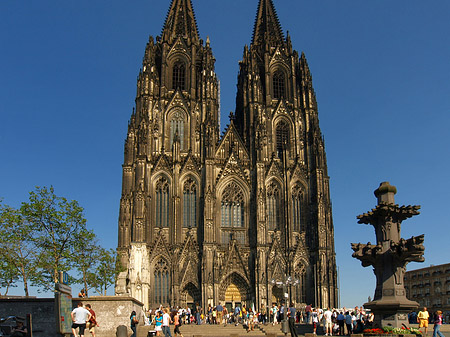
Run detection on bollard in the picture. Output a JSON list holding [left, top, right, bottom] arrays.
[[116, 325, 128, 337]]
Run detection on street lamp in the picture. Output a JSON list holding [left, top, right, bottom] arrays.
[[271, 276, 300, 335]]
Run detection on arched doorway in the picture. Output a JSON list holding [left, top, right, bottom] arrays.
[[219, 272, 250, 313], [271, 285, 284, 305], [181, 282, 201, 310]]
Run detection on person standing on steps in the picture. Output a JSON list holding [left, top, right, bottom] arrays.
[[288, 303, 298, 337]]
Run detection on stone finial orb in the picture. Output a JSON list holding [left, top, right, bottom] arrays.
[[374, 181, 397, 204]]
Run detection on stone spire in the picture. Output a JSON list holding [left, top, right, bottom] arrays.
[[252, 0, 285, 48], [162, 0, 200, 44]]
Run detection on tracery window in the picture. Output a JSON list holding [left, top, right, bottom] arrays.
[[292, 185, 303, 231], [154, 258, 170, 304], [183, 178, 197, 228], [155, 177, 170, 228], [273, 70, 285, 99], [221, 182, 245, 244], [267, 182, 282, 231], [170, 110, 185, 150], [276, 120, 290, 159], [172, 62, 186, 90]]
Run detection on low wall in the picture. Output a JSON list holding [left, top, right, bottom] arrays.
[[0, 296, 144, 337]]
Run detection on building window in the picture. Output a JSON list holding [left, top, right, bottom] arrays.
[[267, 182, 282, 231], [170, 110, 185, 150], [273, 70, 285, 99], [154, 258, 170, 305], [172, 62, 186, 90], [221, 182, 245, 244], [183, 178, 197, 228], [292, 185, 303, 231], [276, 120, 290, 160], [156, 178, 170, 228]]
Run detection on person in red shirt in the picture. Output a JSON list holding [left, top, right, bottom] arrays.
[[85, 304, 98, 337]]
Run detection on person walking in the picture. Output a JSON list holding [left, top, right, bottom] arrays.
[[162, 308, 173, 337], [71, 302, 92, 337], [130, 311, 139, 337], [173, 311, 184, 337], [152, 310, 163, 336], [418, 307, 430, 336], [216, 302, 223, 325], [323, 308, 333, 336], [344, 311, 352, 336], [85, 304, 98, 337], [288, 303, 298, 337], [432, 311, 445, 337]]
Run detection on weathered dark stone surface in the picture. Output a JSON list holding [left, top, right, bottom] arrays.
[[351, 182, 425, 328]]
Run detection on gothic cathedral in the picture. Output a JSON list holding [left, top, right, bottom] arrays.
[[116, 0, 338, 311]]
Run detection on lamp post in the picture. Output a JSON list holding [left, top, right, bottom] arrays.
[[271, 276, 300, 335]]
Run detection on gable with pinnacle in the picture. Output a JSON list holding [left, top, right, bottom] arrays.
[[165, 90, 189, 117], [216, 152, 250, 185], [152, 153, 173, 177], [216, 122, 250, 162], [180, 153, 201, 177], [267, 234, 287, 280], [272, 101, 294, 121], [167, 37, 191, 62], [219, 240, 250, 284], [265, 157, 284, 180], [149, 232, 172, 265], [269, 47, 290, 70], [178, 233, 200, 288]]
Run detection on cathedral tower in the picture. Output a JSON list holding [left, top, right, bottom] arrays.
[[116, 0, 337, 310]]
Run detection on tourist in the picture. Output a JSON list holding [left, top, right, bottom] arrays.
[[312, 309, 319, 335], [288, 302, 298, 337], [418, 307, 430, 336], [337, 311, 345, 336], [85, 304, 98, 337], [216, 302, 223, 325], [260, 304, 266, 324], [173, 311, 184, 337], [162, 308, 173, 337], [344, 311, 352, 336], [234, 304, 241, 325], [279, 302, 285, 322], [272, 304, 279, 325], [152, 310, 163, 336], [78, 289, 87, 298], [130, 310, 138, 337], [71, 302, 92, 337], [10, 321, 27, 337], [305, 304, 312, 324], [432, 310, 445, 337], [323, 308, 333, 336]]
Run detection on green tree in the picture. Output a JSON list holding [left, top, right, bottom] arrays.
[[21, 186, 88, 292], [71, 228, 101, 296], [0, 203, 40, 296], [87, 248, 123, 296]]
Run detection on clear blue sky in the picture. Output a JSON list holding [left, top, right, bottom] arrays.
[[1, 0, 449, 307]]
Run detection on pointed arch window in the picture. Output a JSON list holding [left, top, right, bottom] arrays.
[[183, 178, 197, 228], [172, 61, 186, 91], [267, 182, 282, 231], [170, 110, 185, 150], [292, 185, 303, 232], [221, 182, 245, 244], [273, 70, 286, 99], [155, 178, 170, 228], [154, 258, 170, 305], [276, 120, 290, 160]]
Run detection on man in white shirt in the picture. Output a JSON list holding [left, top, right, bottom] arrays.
[[162, 308, 173, 337], [71, 302, 92, 337], [323, 308, 333, 336]]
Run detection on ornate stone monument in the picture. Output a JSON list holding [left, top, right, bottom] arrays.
[[351, 182, 425, 328]]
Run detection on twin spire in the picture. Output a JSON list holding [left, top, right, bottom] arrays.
[[162, 0, 200, 43], [252, 0, 285, 47], [161, 0, 284, 47]]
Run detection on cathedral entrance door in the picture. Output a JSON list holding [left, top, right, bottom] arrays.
[[225, 283, 241, 312], [271, 285, 284, 305]]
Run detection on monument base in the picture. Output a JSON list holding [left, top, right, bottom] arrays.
[[364, 299, 418, 329]]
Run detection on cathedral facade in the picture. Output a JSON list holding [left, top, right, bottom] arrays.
[[116, 0, 338, 311]]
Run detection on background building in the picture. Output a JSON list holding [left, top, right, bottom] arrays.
[[116, 0, 337, 311], [404, 263, 450, 322]]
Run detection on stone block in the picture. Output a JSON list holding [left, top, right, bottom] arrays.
[[305, 333, 316, 337], [266, 333, 278, 337]]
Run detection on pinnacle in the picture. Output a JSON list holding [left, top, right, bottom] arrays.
[[251, 0, 284, 48], [162, 0, 200, 43]]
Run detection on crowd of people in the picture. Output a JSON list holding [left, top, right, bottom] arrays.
[[138, 303, 377, 337]]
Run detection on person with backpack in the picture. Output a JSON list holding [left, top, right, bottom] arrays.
[[130, 311, 138, 337]]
